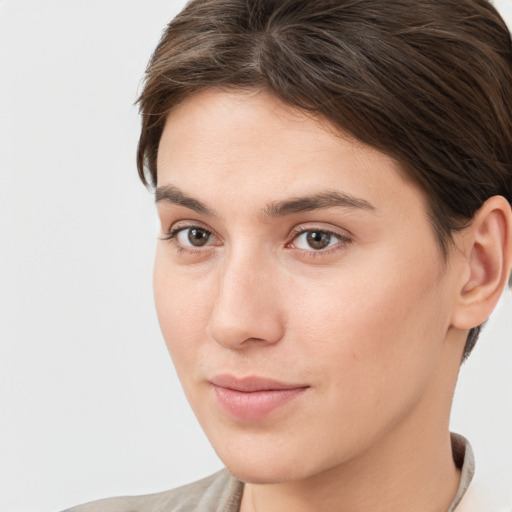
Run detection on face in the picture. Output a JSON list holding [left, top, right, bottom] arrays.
[[154, 89, 461, 484]]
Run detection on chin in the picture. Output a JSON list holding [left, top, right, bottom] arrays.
[[223, 457, 304, 485], [210, 433, 330, 485]]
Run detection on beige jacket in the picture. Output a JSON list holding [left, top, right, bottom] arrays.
[[63, 434, 483, 512]]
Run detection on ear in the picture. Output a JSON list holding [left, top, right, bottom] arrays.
[[451, 195, 512, 330]]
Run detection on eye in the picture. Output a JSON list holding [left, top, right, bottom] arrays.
[[290, 229, 348, 252], [180, 227, 211, 247], [164, 225, 217, 248]]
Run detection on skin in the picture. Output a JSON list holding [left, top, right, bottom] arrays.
[[153, 88, 489, 511]]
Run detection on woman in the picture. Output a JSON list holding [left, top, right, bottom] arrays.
[[65, 0, 512, 510]]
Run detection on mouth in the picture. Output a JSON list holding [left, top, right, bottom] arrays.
[[209, 374, 309, 421]]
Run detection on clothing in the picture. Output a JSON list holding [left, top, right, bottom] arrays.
[[63, 433, 477, 512]]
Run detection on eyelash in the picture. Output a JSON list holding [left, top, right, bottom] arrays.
[[161, 224, 352, 257], [288, 226, 352, 257], [160, 224, 217, 254]]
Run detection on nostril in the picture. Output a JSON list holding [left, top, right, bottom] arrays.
[[207, 303, 285, 350]]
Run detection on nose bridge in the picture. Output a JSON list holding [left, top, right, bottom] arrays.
[[208, 244, 284, 349]]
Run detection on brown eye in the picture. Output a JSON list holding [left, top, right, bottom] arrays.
[[291, 229, 348, 253], [166, 226, 216, 249], [187, 228, 211, 246], [306, 231, 332, 250]]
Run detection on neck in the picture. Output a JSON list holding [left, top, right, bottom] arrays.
[[240, 331, 464, 512]]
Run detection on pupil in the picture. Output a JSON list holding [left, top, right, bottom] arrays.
[[188, 228, 209, 247], [306, 231, 331, 250]]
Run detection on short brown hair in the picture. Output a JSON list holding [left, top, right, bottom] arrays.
[[137, 0, 512, 360]]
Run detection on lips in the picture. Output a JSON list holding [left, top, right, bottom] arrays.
[[210, 374, 309, 421]]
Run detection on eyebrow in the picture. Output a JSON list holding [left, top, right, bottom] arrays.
[[155, 185, 218, 217], [263, 191, 376, 217], [155, 185, 376, 217]]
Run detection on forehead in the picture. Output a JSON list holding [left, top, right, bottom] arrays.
[[158, 88, 348, 176], [156, 89, 429, 220]]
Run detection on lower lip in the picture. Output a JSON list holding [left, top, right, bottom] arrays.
[[212, 386, 307, 421]]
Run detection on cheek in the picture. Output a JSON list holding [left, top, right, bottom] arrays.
[[153, 252, 214, 369], [289, 254, 450, 400]]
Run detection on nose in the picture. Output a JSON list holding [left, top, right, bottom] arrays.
[[207, 252, 285, 350]]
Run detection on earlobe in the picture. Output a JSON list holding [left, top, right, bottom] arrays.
[[451, 195, 512, 330]]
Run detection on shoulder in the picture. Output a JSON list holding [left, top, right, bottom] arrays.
[[62, 469, 244, 512]]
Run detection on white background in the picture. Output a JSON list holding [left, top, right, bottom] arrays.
[[1, 1, 511, 511]]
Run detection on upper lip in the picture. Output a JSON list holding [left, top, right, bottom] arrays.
[[210, 374, 309, 392]]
